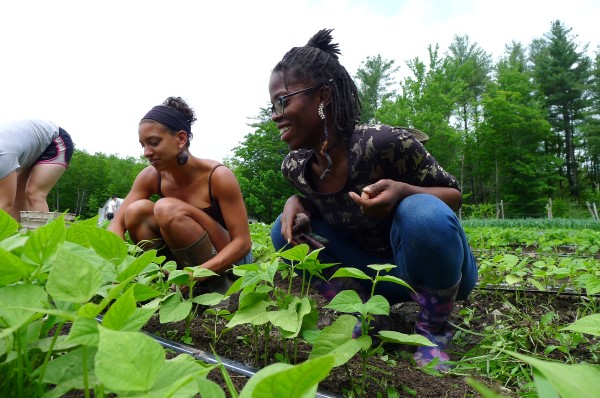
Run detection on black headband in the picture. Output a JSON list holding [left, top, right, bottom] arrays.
[[142, 105, 191, 135]]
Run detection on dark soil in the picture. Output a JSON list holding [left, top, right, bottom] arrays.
[[139, 275, 598, 398]]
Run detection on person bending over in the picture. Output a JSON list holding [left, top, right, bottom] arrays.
[[268, 29, 477, 371], [109, 96, 252, 297], [0, 119, 74, 220]]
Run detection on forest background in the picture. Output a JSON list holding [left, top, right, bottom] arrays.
[[48, 21, 600, 223]]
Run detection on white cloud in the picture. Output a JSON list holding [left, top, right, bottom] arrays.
[[1, 0, 598, 161]]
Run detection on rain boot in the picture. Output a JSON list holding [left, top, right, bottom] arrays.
[[171, 233, 233, 309], [409, 280, 460, 371]]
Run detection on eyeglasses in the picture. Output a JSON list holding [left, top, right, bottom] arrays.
[[270, 85, 322, 116]]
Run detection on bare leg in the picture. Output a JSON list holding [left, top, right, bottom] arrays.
[[153, 197, 231, 251], [24, 164, 66, 212], [0, 171, 18, 218], [124, 199, 162, 244]]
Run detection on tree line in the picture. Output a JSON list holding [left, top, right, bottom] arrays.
[[50, 20, 599, 223]]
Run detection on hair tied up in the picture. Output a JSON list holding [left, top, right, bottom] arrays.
[[306, 28, 341, 59]]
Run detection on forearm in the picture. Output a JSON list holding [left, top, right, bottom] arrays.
[[399, 184, 461, 211]]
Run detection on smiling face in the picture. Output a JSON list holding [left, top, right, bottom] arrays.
[[138, 122, 185, 170], [269, 71, 325, 151]]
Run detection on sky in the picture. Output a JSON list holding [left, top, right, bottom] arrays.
[[1, 0, 598, 162]]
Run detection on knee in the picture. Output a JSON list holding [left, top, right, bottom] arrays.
[[24, 185, 47, 203], [270, 214, 286, 251], [393, 194, 458, 247], [153, 198, 186, 227], [124, 199, 155, 228]]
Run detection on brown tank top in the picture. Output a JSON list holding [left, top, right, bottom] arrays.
[[157, 164, 227, 229]]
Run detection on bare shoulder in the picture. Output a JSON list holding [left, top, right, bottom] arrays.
[[130, 166, 159, 195]]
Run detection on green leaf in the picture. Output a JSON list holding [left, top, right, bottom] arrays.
[[191, 292, 225, 306], [364, 295, 390, 316], [66, 316, 100, 346], [330, 267, 372, 281], [277, 244, 309, 262], [561, 314, 600, 337], [270, 297, 312, 338], [529, 279, 546, 291], [131, 283, 161, 302], [324, 290, 364, 314], [377, 330, 436, 346], [503, 349, 600, 398], [83, 226, 128, 265], [103, 288, 157, 332], [0, 209, 19, 240], [96, 327, 165, 392], [46, 247, 103, 303], [159, 294, 193, 323], [42, 347, 98, 396], [505, 274, 522, 285], [368, 263, 396, 272], [533, 369, 560, 398], [585, 275, 600, 296], [0, 247, 34, 285], [239, 355, 335, 398], [22, 214, 65, 269], [226, 293, 273, 327], [0, 284, 48, 331], [309, 314, 371, 367], [146, 355, 218, 398], [167, 270, 191, 285], [117, 250, 156, 282], [375, 274, 413, 291]]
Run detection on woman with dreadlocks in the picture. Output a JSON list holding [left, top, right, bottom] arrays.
[[269, 29, 477, 371], [109, 96, 252, 303]]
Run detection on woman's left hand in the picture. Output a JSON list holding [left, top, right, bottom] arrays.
[[348, 179, 404, 217]]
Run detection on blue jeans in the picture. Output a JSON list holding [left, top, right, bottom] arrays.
[[271, 194, 477, 304]]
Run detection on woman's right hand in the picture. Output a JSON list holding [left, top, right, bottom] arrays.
[[281, 195, 307, 244]]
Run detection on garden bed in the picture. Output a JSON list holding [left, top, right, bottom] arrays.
[[140, 277, 598, 397]]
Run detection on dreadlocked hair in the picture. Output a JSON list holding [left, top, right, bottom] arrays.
[[273, 28, 362, 145]]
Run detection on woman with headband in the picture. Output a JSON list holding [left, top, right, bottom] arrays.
[[268, 29, 477, 371], [109, 96, 252, 300]]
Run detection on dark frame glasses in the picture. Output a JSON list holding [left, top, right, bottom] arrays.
[[270, 84, 322, 115]]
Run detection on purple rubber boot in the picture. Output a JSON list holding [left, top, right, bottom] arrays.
[[410, 280, 460, 371]]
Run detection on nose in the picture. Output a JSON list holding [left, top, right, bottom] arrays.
[[270, 110, 281, 122], [143, 147, 153, 158]]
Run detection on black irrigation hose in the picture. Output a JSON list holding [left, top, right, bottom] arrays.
[[95, 316, 342, 398], [474, 282, 599, 297]]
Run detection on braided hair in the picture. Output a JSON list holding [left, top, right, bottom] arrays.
[[273, 29, 362, 142]]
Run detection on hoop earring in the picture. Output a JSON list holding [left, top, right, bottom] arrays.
[[177, 148, 188, 165]]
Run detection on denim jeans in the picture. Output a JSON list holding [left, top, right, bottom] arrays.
[[271, 194, 478, 304]]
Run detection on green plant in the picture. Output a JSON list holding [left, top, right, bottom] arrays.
[[0, 211, 226, 397], [310, 264, 433, 397]]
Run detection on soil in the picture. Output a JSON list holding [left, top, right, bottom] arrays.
[[139, 274, 598, 398]]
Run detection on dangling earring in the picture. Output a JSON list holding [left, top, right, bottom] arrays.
[[177, 148, 188, 165], [318, 103, 326, 120]]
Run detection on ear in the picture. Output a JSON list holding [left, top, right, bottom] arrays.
[[177, 130, 188, 148], [318, 85, 332, 106]]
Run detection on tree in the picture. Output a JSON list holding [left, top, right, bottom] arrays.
[[445, 35, 493, 204], [378, 45, 463, 174], [480, 42, 560, 216], [355, 54, 399, 124], [227, 109, 296, 223], [531, 20, 592, 197], [580, 49, 600, 196], [49, 149, 147, 218]]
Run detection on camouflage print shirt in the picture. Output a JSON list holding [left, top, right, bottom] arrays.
[[281, 125, 461, 257]]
